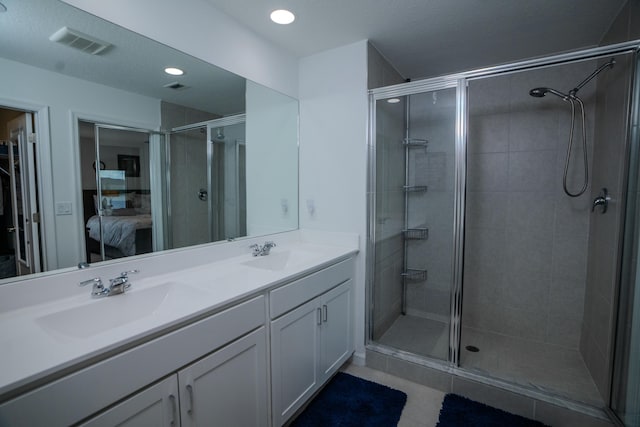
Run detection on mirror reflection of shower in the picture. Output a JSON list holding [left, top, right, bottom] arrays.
[[529, 59, 615, 197]]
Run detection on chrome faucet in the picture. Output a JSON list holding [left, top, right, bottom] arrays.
[[250, 241, 276, 257], [79, 270, 139, 298]]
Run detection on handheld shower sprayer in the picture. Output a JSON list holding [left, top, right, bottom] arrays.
[[528, 87, 569, 100], [528, 58, 615, 197]]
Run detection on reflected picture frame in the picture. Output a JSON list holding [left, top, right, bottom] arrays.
[[117, 154, 140, 177]]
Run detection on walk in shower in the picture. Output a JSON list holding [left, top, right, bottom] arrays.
[[367, 42, 640, 423]]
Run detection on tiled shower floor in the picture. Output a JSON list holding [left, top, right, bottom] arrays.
[[377, 316, 603, 406], [460, 327, 603, 405], [378, 315, 449, 361]]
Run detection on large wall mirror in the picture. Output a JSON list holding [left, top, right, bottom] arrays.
[[0, 0, 299, 283]]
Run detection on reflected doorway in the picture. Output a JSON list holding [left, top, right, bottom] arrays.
[[78, 120, 159, 263], [0, 106, 42, 278]]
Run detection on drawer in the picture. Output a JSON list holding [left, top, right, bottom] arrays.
[[269, 258, 354, 319]]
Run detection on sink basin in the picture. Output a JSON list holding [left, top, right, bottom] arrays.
[[242, 249, 321, 271], [37, 281, 207, 338]]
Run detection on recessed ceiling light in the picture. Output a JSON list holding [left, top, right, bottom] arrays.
[[387, 98, 401, 104], [164, 67, 184, 76], [270, 9, 295, 25]]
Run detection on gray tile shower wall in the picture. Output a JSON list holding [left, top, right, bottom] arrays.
[[161, 102, 220, 248], [463, 61, 598, 348]]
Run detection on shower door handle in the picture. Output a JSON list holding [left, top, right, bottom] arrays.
[[592, 188, 610, 214]]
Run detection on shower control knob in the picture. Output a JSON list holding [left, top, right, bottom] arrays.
[[592, 188, 610, 214]]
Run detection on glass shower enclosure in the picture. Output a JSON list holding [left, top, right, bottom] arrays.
[[165, 115, 247, 249], [367, 42, 640, 423], [371, 85, 460, 362]]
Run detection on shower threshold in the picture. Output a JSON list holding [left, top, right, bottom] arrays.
[[369, 320, 606, 419]]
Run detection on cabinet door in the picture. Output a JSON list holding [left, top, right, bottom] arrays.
[[80, 376, 180, 427], [178, 327, 268, 427], [319, 279, 353, 382], [270, 298, 321, 426]]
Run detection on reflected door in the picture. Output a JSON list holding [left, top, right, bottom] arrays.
[[91, 124, 156, 261], [166, 115, 246, 249], [7, 113, 40, 276], [208, 120, 246, 241]]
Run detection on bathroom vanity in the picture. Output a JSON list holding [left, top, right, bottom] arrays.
[[0, 231, 358, 426]]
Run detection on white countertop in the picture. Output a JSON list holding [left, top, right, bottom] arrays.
[[0, 232, 358, 399]]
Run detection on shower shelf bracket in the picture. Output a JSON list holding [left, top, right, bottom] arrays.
[[401, 269, 428, 281], [403, 138, 428, 147], [403, 228, 429, 240], [403, 185, 428, 192]]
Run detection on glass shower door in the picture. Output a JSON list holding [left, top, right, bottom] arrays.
[[370, 84, 459, 361], [166, 116, 246, 249]]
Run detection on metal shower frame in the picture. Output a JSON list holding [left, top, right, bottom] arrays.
[[366, 39, 640, 419]]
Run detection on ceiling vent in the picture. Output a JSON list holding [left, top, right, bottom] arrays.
[[49, 26, 111, 55], [164, 82, 189, 91]]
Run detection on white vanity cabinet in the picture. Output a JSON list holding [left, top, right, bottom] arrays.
[[0, 248, 357, 427], [81, 376, 180, 427], [0, 296, 266, 427], [82, 327, 268, 427], [177, 327, 268, 427], [269, 259, 354, 426]]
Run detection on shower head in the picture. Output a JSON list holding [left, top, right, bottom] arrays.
[[529, 88, 547, 97], [529, 87, 569, 100]]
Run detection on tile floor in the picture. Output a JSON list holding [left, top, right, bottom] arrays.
[[460, 327, 603, 405], [375, 315, 603, 406], [378, 315, 449, 360], [342, 363, 445, 427]]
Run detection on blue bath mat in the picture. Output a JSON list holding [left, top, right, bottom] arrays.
[[291, 372, 407, 427], [436, 393, 549, 427]]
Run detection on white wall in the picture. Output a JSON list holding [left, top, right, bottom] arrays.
[[61, 0, 299, 99], [298, 41, 369, 359], [245, 81, 299, 237], [0, 57, 160, 270]]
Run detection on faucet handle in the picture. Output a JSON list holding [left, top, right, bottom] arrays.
[[79, 277, 102, 287], [264, 241, 276, 248], [79, 277, 107, 298], [250, 243, 262, 256], [119, 269, 140, 278]]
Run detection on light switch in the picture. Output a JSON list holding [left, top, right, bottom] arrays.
[[55, 201, 72, 215]]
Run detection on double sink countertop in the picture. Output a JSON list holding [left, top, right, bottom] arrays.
[[0, 231, 358, 400]]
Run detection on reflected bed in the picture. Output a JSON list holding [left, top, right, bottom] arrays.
[[82, 190, 153, 260]]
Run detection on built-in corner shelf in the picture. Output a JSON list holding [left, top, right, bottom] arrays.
[[401, 268, 428, 281], [403, 185, 428, 193], [403, 228, 429, 240], [403, 138, 428, 147]]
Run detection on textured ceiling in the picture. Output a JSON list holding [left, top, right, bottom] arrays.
[[0, 0, 246, 116], [205, 0, 627, 79]]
